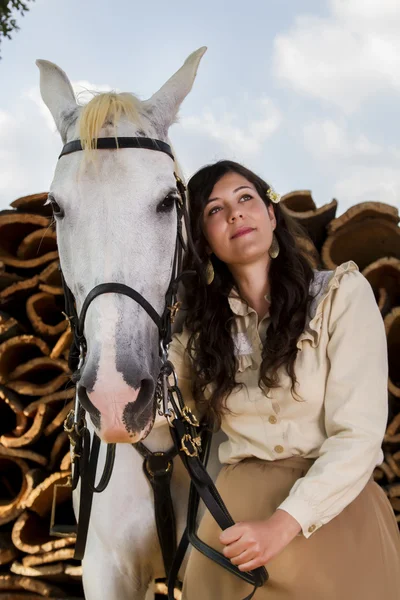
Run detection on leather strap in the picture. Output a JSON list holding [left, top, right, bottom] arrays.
[[78, 283, 162, 337], [73, 430, 100, 560], [167, 526, 189, 599], [73, 431, 116, 559], [134, 442, 178, 578], [59, 137, 174, 161]]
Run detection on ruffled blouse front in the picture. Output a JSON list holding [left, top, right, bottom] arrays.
[[168, 261, 388, 538]]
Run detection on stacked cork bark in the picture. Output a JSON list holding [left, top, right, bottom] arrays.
[[282, 192, 400, 524], [0, 193, 81, 599], [0, 190, 399, 598]]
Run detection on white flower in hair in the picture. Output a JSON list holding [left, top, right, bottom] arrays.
[[266, 186, 281, 204]]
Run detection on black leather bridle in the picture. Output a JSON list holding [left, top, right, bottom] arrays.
[[59, 137, 190, 372], [55, 136, 268, 600]]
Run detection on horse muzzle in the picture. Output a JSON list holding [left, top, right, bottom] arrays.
[[78, 378, 156, 444]]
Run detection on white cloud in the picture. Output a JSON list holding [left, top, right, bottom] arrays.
[[303, 119, 383, 160], [179, 96, 282, 156], [272, 1, 400, 112], [331, 0, 400, 29], [301, 118, 400, 211], [0, 80, 113, 209], [333, 166, 400, 208]]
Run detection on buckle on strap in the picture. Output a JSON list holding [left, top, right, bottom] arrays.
[[167, 301, 181, 324], [182, 406, 200, 428], [144, 452, 174, 478], [64, 408, 86, 446], [181, 434, 201, 457]]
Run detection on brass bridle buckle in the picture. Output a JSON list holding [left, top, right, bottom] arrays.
[[181, 433, 201, 457], [167, 301, 182, 324], [145, 452, 173, 477], [182, 406, 199, 428], [63, 409, 86, 446]]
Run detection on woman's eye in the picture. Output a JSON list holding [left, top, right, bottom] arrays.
[[157, 194, 177, 213], [208, 205, 221, 216], [48, 195, 64, 218], [207, 195, 252, 217]]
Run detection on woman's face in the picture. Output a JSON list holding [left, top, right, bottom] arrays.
[[202, 172, 276, 266]]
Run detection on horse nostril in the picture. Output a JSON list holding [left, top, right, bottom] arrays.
[[121, 378, 155, 435]]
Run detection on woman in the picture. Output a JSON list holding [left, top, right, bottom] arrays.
[[168, 160, 400, 599]]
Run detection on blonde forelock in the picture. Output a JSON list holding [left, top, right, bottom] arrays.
[[78, 92, 143, 156]]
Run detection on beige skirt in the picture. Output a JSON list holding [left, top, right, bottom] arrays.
[[182, 456, 400, 600]]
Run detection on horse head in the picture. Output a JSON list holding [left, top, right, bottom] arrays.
[[37, 48, 206, 443]]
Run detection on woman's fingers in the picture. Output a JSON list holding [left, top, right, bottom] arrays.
[[222, 538, 248, 559], [229, 548, 257, 566]]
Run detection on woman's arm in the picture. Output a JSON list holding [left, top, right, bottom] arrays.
[[277, 270, 388, 537]]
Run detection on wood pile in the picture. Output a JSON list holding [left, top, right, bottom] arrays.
[[0, 189, 398, 598], [0, 193, 81, 599], [282, 192, 400, 525]]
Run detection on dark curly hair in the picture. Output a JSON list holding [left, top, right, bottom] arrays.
[[182, 160, 316, 429]]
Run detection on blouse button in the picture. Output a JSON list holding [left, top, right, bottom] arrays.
[[268, 415, 278, 424], [308, 524, 317, 533], [274, 445, 284, 454]]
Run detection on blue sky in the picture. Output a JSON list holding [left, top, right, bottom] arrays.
[[1, 0, 399, 215]]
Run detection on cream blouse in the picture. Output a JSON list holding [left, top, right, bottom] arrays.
[[168, 260, 388, 538]]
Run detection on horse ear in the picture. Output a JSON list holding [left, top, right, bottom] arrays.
[[143, 46, 207, 132], [36, 60, 77, 135]]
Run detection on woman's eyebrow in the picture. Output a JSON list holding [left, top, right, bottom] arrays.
[[207, 185, 253, 204]]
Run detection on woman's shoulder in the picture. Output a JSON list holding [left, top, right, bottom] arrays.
[[297, 260, 371, 350], [309, 259, 362, 316]]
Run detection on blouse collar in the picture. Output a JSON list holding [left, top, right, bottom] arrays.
[[227, 286, 271, 318]]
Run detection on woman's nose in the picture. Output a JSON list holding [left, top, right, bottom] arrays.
[[229, 208, 243, 222]]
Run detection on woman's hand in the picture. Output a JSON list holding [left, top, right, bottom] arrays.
[[219, 509, 302, 571]]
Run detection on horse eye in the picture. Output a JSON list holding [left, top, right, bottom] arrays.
[[48, 195, 64, 218], [157, 194, 177, 214]]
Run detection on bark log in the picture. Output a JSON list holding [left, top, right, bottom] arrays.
[[281, 190, 338, 252], [26, 294, 67, 339], [10, 193, 52, 218], [0, 214, 57, 271], [322, 202, 400, 269]]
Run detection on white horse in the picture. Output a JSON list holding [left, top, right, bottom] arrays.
[[37, 48, 224, 600]]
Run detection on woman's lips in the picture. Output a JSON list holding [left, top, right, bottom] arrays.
[[231, 227, 255, 239]]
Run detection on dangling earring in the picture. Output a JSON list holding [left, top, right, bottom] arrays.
[[269, 233, 280, 259], [205, 259, 215, 285]]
